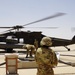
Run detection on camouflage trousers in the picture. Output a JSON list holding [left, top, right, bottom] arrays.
[[36, 64, 54, 75]]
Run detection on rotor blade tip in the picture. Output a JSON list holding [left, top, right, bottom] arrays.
[[59, 12, 67, 15]]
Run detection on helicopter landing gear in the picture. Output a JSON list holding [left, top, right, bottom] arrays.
[[64, 46, 70, 51]]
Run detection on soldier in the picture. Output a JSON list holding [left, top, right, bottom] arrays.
[[35, 37, 58, 75], [34, 39, 38, 49], [23, 44, 36, 58]]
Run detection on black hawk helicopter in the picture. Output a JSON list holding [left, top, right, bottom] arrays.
[[0, 12, 75, 52]]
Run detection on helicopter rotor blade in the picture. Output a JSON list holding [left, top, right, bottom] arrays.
[[25, 27, 58, 29], [22, 12, 66, 27], [0, 28, 15, 35], [0, 25, 24, 29], [0, 25, 24, 33], [0, 12, 66, 33], [0, 27, 58, 35], [0, 27, 12, 28]]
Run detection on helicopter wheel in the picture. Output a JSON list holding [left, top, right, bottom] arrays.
[[68, 48, 70, 51], [64, 46, 70, 51]]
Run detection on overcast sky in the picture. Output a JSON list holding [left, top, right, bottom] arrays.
[[0, 0, 75, 39]]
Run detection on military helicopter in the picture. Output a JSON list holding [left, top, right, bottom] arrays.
[[0, 12, 74, 52]]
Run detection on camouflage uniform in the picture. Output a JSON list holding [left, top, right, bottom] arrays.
[[35, 37, 58, 75], [23, 44, 35, 58], [34, 39, 38, 49]]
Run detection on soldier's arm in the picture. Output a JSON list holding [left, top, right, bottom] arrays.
[[52, 51, 58, 66]]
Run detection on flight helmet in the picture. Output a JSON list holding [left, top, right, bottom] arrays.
[[40, 37, 52, 46]]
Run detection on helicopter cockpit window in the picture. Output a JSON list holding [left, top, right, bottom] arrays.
[[19, 38, 24, 43], [6, 36, 12, 39]]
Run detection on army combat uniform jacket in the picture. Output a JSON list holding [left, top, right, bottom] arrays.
[[35, 47, 58, 75]]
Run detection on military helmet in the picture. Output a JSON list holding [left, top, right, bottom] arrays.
[[40, 37, 52, 46]]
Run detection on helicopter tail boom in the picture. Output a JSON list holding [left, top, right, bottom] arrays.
[[72, 35, 75, 44]]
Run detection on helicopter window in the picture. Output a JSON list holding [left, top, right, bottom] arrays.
[[19, 38, 24, 43], [6, 36, 12, 39]]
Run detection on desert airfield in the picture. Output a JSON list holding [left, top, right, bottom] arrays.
[[0, 44, 75, 75]]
